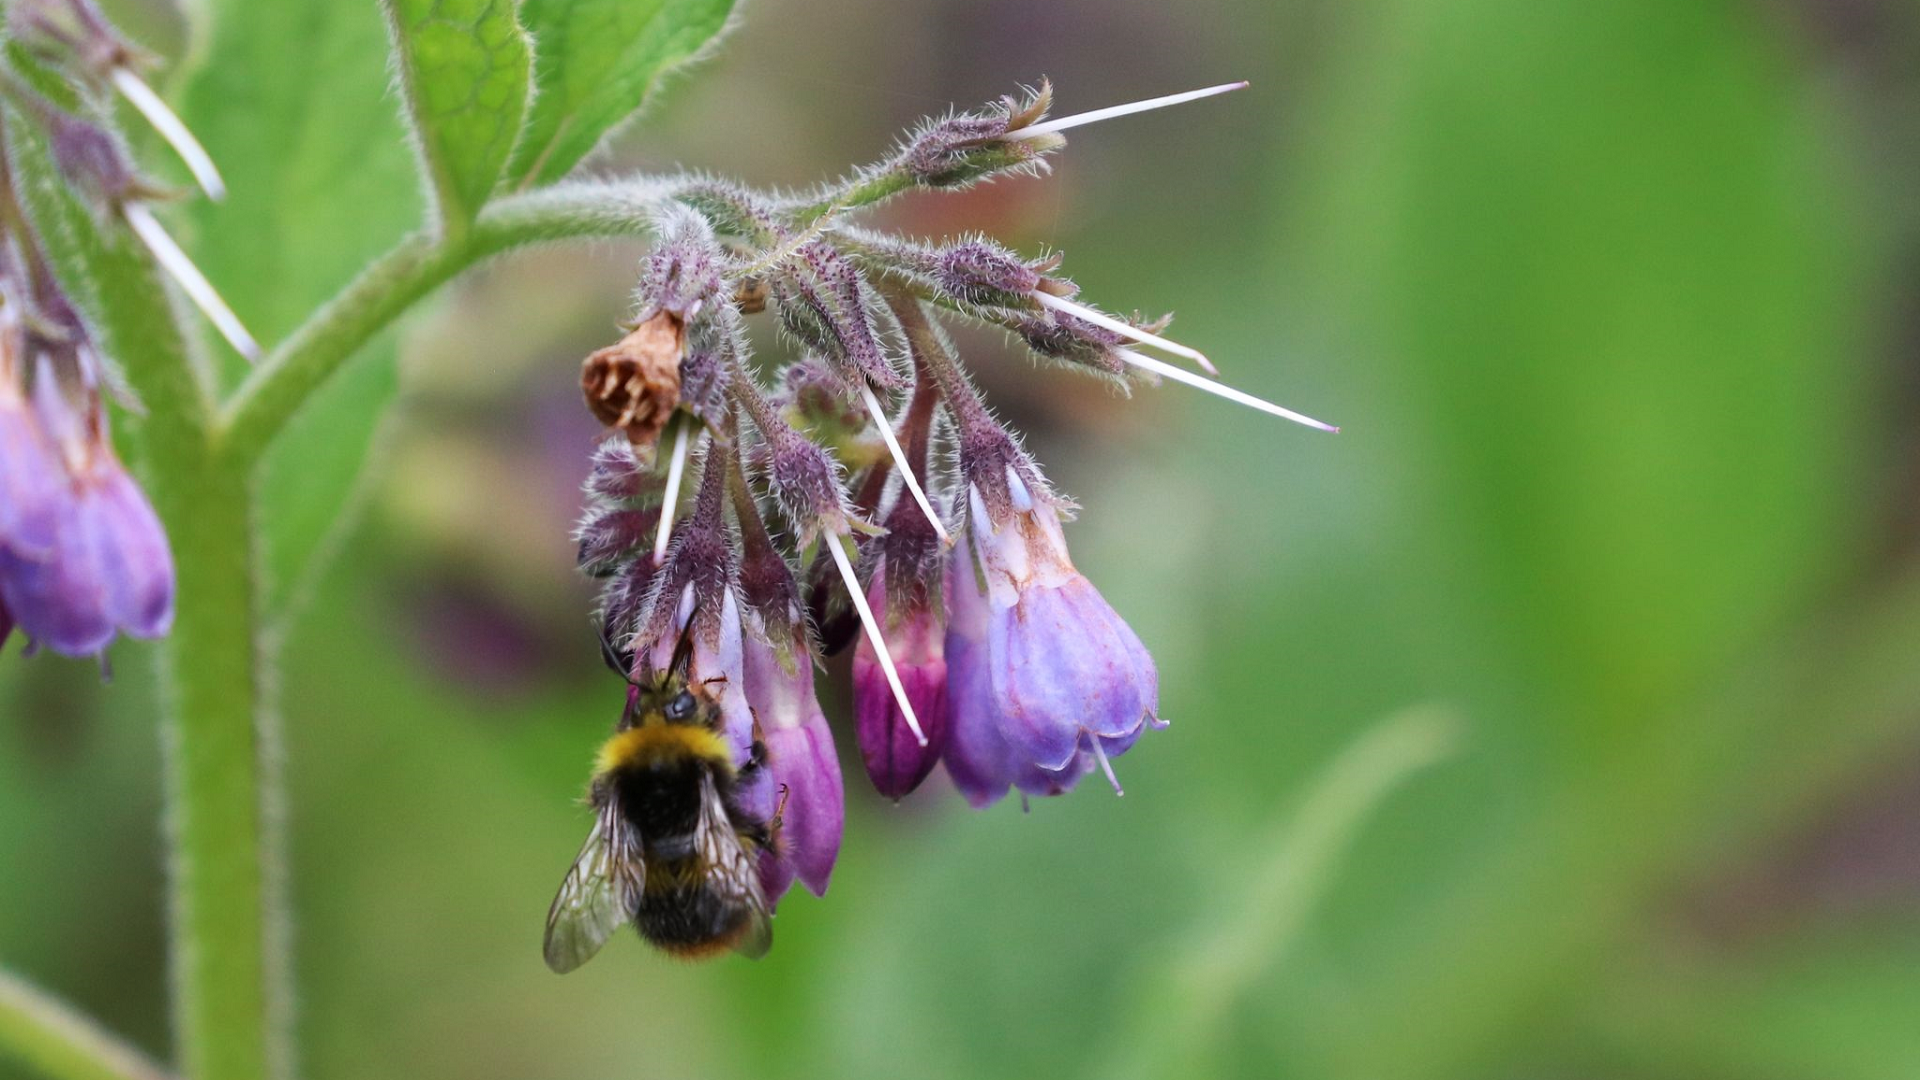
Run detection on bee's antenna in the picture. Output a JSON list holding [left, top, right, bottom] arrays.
[[598, 620, 635, 682], [667, 613, 698, 682]]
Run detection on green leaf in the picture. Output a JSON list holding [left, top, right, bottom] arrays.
[[255, 337, 403, 624], [178, 0, 423, 614], [382, 0, 533, 230], [178, 0, 419, 348], [507, 0, 735, 188]]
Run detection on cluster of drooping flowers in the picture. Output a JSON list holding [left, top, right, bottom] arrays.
[[572, 81, 1336, 900], [0, 0, 251, 659]]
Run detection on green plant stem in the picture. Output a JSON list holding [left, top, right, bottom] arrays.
[[89, 223, 281, 1080], [0, 969, 176, 1080], [151, 460, 277, 1080], [786, 169, 913, 225], [129, 173, 679, 1080], [2, 113, 275, 1080], [217, 178, 685, 465]]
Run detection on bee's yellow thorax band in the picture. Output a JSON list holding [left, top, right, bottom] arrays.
[[595, 723, 733, 776]]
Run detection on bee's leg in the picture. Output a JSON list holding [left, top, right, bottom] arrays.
[[736, 737, 770, 785], [732, 741, 781, 851], [771, 783, 791, 835]]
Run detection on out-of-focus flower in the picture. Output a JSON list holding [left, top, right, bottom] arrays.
[[0, 354, 174, 658], [0, 347, 64, 562]]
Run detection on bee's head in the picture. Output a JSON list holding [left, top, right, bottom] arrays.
[[596, 671, 732, 777], [648, 682, 704, 726], [604, 612, 714, 729], [623, 666, 722, 731]]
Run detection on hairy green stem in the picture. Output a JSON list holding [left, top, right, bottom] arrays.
[[152, 460, 278, 1080], [218, 179, 684, 465], [786, 169, 913, 225], [0, 969, 175, 1080], [2, 110, 277, 1080]]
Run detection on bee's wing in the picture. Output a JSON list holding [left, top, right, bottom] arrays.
[[543, 807, 642, 973], [698, 774, 772, 959]]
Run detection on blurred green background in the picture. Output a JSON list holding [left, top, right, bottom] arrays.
[[7, 0, 1920, 1077]]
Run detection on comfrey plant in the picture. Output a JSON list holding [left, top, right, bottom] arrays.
[[546, 78, 1339, 957], [0, 0, 1332, 1075]]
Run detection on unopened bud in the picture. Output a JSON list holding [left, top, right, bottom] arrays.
[[576, 506, 659, 577], [757, 421, 853, 541], [47, 111, 137, 205], [584, 439, 648, 503], [774, 243, 902, 389], [780, 356, 864, 442], [897, 82, 1061, 188], [935, 239, 1047, 306], [637, 205, 725, 322]]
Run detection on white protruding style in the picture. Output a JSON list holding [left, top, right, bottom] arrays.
[[1034, 292, 1218, 375], [827, 536, 928, 746], [111, 68, 227, 202], [122, 203, 259, 361], [1088, 737, 1123, 797], [1113, 348, 1338, 433], [1009, 82, 1250, 140], [859, 383, 951, 546], [652, 424, 693, 565]]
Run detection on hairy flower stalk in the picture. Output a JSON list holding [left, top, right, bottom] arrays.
[[726, 356, 930, 746], [560, 80, 1327, 816]]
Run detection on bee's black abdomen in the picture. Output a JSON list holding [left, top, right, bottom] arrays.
[[637, 883, 752, 955]]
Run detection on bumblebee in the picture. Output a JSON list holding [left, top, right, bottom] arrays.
[[543, 637, 774, 970]]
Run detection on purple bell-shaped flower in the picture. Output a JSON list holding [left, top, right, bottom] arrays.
[[942, 475, 1159, 807]]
